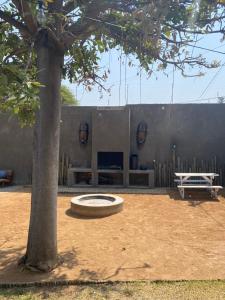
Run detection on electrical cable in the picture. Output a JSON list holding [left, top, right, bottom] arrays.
[[119, 52, 122, 106], [171, 66, 175, 104], [198, 62, 225, 99], [124, 52, 127, 105], [139, 34, 142, 104]]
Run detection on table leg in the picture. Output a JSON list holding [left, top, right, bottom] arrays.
[[179, 187, 185, 199], [210, 189, 214, 198], [213, 188, 218, 199]]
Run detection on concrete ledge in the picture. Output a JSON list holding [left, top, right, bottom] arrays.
[[59, 186, 168, 195], [15, 185, 169, 195]]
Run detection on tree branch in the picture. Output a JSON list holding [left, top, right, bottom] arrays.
[[47, 27, 65, 54], [62, 20, 98, 48], [35, 28, 65, 55], [12, 0, 38, 34], [157, 54, 214, 72], [62, 0, 130, 16], [62, 0, 78, 15], [61, 0, 113, 47], [0, 9, 30, 35], [3, 48, 27, 63], [48, 0, 64, 37]]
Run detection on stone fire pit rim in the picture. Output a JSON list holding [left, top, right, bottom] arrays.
[[71, 193, 123, 207]]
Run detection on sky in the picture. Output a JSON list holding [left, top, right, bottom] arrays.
[[64, 33, 225, 106]]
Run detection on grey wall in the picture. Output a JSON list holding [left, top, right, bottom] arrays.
[[0, 104, 225, 185], [130, 104, 225, 167], [60, 106, 92, 168], [0, 114, 33, 184]]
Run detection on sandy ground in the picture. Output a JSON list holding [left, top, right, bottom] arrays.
[[1, 189, 225, 284]]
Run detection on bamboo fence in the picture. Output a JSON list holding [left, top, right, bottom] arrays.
[[154, 149, 225, 187], [58, 153, 70, 185], [59, 150, 225, 187]]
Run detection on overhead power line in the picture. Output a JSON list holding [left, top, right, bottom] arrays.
[[171, 66, 175, 104], [133, 95, 224, 104], [82, 16, 225, 56], [198, 63, 225, 99], [185, 42, 225, 55], [179, 95, 224, 103]]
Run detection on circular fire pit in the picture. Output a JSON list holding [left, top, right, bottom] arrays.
[[70, 194, 124, 217]]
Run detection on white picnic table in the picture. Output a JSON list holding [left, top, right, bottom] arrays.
[[174, 172, 222, 199]]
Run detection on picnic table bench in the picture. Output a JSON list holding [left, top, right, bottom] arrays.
[[175, 172, 223, 199]]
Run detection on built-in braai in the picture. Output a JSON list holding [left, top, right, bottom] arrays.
[[97, 152, 123, 170]]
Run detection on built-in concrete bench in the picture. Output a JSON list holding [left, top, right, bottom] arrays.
[[177, 185, 223, 199]]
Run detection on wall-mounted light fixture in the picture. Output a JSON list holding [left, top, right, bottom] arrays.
[[79, 122, 89, 145], [136, 121, 147, 146]]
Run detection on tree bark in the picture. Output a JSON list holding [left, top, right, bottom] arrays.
[[21, 32, 63, 271]]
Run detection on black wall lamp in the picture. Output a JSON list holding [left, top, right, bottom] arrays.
[[79, 122, 89, 145], [136, 121, 147, 146]]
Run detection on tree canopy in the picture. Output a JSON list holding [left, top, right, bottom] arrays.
[[0, 0, 225, 126]]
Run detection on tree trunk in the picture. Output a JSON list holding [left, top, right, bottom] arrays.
[[21, 33, 63, 271]]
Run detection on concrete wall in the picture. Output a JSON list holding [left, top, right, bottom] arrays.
[[130, 104, 225, 168], [60, 106, 93, 168], [0, 104, 225, 185], [0, 114, 33, 184]]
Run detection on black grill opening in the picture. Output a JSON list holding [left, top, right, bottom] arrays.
[[97, 152, 123, 170]]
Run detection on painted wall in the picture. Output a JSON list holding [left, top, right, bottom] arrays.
[[0, 114, 33, 184], [130, 104, 225, 166], [60, 106, 93, 168], [0, 104, 225, 185]]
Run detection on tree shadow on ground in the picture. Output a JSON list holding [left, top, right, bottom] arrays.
[[75, 262, 152, 281], [0, 243, 153, 283], [0, 245, 25, 271], [0, 245, 119, 283], [103, 262, 151, 280], [0, 245, 80, 283], [58, 247, 79, 270], [78, 269, 100, 280]]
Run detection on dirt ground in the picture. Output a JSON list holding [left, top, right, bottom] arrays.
[[1, 189, 225, 284]]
